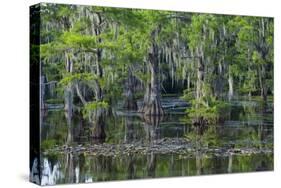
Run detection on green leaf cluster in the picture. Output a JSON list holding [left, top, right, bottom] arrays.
[[82, 101, 109, 119]]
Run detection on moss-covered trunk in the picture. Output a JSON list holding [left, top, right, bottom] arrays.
[[64, 52, 74, 118], [141, 43, 164, 116]]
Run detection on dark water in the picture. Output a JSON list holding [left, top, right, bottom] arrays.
[[33, 97, 273, 185]]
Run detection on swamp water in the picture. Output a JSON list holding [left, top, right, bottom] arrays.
[[32, 97, 273, 185]]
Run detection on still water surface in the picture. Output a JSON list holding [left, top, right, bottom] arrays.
[[35, 97, 273, 185]]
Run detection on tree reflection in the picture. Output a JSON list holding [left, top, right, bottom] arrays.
[[142, 115, 163, 142], [64, 153, 79, 183], [38, 98, 273, 183], [147, 152, 156, 177], [124, 116, 137, 143], [185, 124, 222, 175], [127, 154, 137, 179]]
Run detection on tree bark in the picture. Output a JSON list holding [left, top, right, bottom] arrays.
[[258, 65, 267, 102], [88, 14, 107, 140], [214, 61, 225, 99], [196, 47, 204, 101], [124, 67, 138, 110], [90, 109, 106, 140], [228, 72, 234, 100], [257, 18, 269, 103], [143, 115, 162, 141], [75, 84, 87, 105], [141, 43, 164, 116], [187, 74, 190, 91], [64, 52, 73, 119]]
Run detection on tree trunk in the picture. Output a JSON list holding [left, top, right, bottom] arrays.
[[90, 109, 106, 140], [89, 78, 106, 140], [228, 72, 234, 100], [124, 67, 138, 110], [214, 61, 224, 99], [64, 52, 73, 118], [66, 115, 73, 145], [257, 18, 268, 103], [40, 75, 46, 109], [75, 84, 87, 105], [88, 18, 107, 140], [143, 115, 162, 141], [258, 65, 267, 102], [193, 47, 207, 125], [196, 54, 204, 101], [141, 43, 164, 116], [187, 74, 190, 91]]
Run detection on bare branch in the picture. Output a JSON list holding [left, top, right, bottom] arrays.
[[75, 84, 87, 105]]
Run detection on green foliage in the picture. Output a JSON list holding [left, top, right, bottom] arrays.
[[60, 32, 96, 48], [39, 3, 273, 125], [59, 73, 97, 86], [185, 96, 230, 124], [82, 101, 109, 119], [181, 89, 195, 102], [41, 139, 56, 151], [239, 69, 257, 94]]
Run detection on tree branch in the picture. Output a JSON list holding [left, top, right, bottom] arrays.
[[75, 84, 87, 105]]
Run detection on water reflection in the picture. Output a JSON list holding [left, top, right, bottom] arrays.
[[34, 98, 273, 185], [37, 152, 272, 185], [30, 158, 40, 184], [40, 158, 63, 185], [143, 115, 163, 142]]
